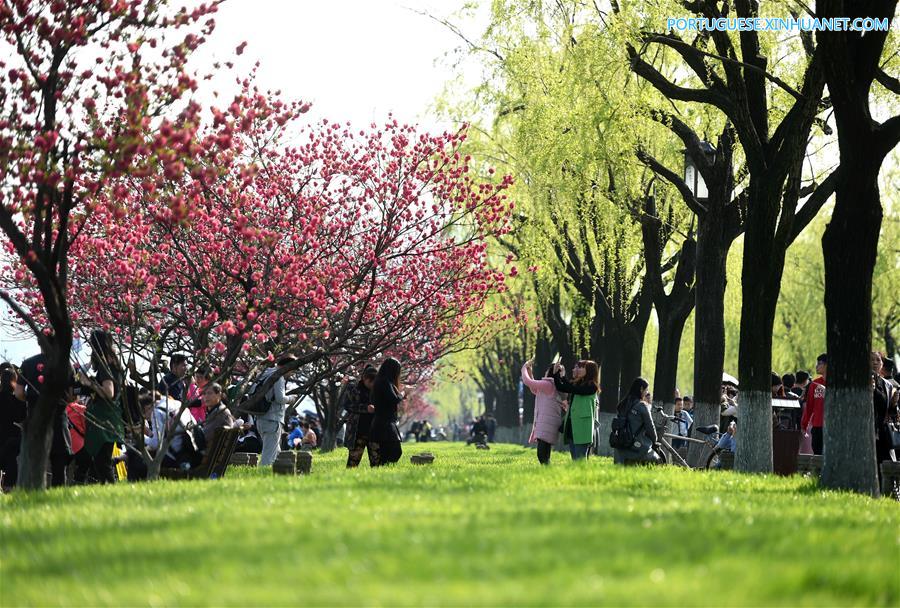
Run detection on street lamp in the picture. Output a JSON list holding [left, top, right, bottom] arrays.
[[683, 141, 716, 203]]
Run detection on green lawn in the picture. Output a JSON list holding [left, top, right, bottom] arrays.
[[1, 443, 898, 607]]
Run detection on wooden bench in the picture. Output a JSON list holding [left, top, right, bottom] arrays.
[[796, 454, 824, 478], [880, 461, 900, 498], [160, 427, 240, 480]]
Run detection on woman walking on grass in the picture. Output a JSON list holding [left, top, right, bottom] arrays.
[[613, 377, 660, 466], [369, 358, 404, 466], [552, 360, 599, 461], [521, 359, 568, 465]]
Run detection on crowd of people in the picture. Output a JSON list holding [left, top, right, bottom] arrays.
[[2, 333, 898, 489], [0, 328, 416, 489], [521, 352, 900, 468]]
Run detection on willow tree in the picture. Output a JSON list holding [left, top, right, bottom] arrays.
[[435, 0, 698, 412], [616, 0, 840, 472]]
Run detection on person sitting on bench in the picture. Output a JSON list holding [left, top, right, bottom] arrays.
[[200, 383, 235, 443]]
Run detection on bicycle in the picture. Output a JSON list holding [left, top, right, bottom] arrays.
[[651, 405, 726, 469]]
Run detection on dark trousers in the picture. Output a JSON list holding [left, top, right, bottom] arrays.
[[49, 454, 69, 487], [370, 440, 402, 466], [537, 439, 552, 465], [126, 449, 149, 482], [811, 427, 824, 456], [569, 443, 591, 460], [74, 442, 116, 484], [346, 435, 375, 468], [0, 438, 21, 487]]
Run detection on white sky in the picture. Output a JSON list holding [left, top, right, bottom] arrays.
[[199, 0, 479, 130], [1, 0, 486, 364]]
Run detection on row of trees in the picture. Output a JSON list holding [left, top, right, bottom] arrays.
[[0, 1, 516, 488], [433, 0, 898, 495]]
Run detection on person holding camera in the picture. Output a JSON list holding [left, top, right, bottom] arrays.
[[552, 359, 599, 461], [521, 359, 567, 465]]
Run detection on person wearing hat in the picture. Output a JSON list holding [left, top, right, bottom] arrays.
[[801, 354, 827, 455], [257, 355, 297, 467], [720, 374, 739, 428], [343, 364, 378, 467]]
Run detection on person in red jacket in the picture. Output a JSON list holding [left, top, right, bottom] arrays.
[[801, 353, 827, 455]]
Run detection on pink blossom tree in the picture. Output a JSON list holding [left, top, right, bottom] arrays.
[[0, 0, 223, 489]]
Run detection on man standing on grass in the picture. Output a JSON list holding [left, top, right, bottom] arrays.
[[801, 354, 827, 456], [258, 356, 297, 467]]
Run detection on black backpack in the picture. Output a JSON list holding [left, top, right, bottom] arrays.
[[237, 370, 275, 415], [609, 403, 638, 449]]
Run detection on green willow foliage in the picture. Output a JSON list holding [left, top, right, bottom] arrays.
[[427, 1, 898, 416]]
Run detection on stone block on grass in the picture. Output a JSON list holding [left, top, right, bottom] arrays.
[[230, 452, 259, 467], [272, 450, 312, 475], [410, 452, 435, 465]]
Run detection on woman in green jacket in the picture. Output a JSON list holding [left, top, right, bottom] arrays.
[[552, 360, 599, 460]]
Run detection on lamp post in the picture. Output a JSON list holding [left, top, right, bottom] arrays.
[[683, 141, 716, 203]]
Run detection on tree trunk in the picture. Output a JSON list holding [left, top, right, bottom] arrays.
[[147, 455, 163, 481], [884, 321, 896, 360], [494, 387, 520, 427], [620, 324, 645, 401], [319, 384, 342, 453], [688, 211, 731, 465], [482, 387, 496, 418], [18, 340, 72, 490], [525, 330, 554, 425], [598, 332, 622, 413], [820, 168, 882, 496], [654, 314, 690, 415], [735, 182, 785, 474], [545, 291, 576, 370]]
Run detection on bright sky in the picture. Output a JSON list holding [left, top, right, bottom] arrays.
[[202, 0, 480, 130], [0, 0, 485, 364]]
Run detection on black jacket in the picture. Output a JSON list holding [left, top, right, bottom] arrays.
[[342, 382, 373, 445], [369, 380, 402, 443]]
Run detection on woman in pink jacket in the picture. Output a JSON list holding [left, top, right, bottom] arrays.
[[522, 360, 568, 465]]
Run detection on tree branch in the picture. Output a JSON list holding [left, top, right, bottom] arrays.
[[641, 31, 804, 100], [635, 147, 707, 215], [788, 166, 841, 243], [875, 68, 900, 95]]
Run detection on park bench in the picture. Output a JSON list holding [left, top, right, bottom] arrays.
[[796, 454, 824, 478], [160, 427, 240, 480]]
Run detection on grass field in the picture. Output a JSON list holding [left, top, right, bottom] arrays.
[[1, 443, 898, 607]]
